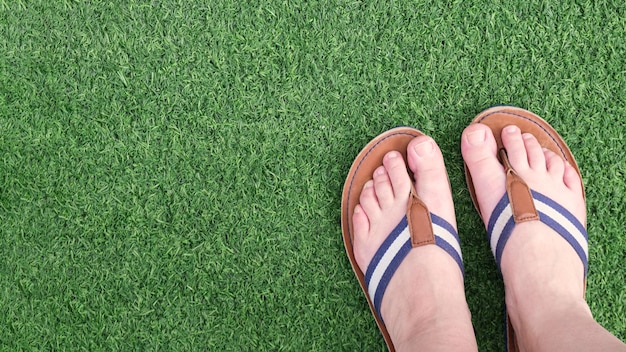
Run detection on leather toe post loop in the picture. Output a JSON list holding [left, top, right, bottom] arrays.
[[499, 148, 539, 223], [407, 186, 435, 247]]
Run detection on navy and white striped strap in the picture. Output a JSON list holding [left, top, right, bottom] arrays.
[[487, 189, 588, 276], [364, 214, 463, 321]]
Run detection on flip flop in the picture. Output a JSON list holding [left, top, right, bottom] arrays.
[[341, 127, 464, 351], [463, 106, 588, 352]]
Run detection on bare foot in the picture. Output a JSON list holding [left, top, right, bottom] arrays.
[[353, 136, 476, 352], [462, 123, 626, 351]]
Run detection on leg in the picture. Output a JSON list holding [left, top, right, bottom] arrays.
[[353, 136, 477, 351], [462, 123, 626, 352]]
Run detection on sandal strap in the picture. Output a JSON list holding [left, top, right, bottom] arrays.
[[487, 190, 588, 276], [364, 214, 463, 322]]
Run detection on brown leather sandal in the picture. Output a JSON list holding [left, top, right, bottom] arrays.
[[342, 127, 464, 351], [464, 106, 588, 352]]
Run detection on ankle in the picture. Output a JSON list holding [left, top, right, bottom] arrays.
[[383, 286, 474, 350], [500, 222, 586, 308], [380, 259, 473, 350], [391, 308, 477, 352], [509, 297, 625, 352], [508, 290, 590, 328]]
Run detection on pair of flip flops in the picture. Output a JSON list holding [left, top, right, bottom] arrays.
[[340, 106, 588, 351]]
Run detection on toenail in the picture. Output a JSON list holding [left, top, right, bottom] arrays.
[[522, 133, 534, 140], [375, 166, 386, 176], [413, 140, 434, 156], [467, 130, 485, 146], [386, 151, 399, 159], [364, 180, 374, 188], [354, 206, 361, 214], [505, 125, 519, 134]]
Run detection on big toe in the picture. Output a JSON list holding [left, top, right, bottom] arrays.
[[461, 123, 506, 224], [407, 136, 456, 229]]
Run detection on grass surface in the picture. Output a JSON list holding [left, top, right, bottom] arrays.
[[1, 0, 625, 350]]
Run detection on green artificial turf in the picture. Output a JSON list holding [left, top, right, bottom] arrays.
[[1, 0, 625, 350]]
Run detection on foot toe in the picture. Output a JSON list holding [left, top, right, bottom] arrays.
[[373, 165, 394, 208], [563, 161, 583, 194], [461, 123, 506, 223], [359, 180, 381, 217], [502, 125, 530, 172], [407, 136, 456, 227], [382, 151, 412, 200], [544, 148, 566, 178], [352, 204, 370, 243], [522, 133, 546, 170]]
